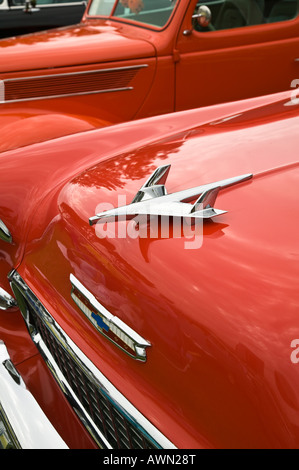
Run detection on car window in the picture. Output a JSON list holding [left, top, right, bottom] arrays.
[[88, 0, 115, 15], [194, 0, 299, 32], [8, 0, 25, 5], [88, 0, 178, 28]]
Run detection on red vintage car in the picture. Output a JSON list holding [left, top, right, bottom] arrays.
[[1, 0, 299, 151], [0, 88, 298, 449]]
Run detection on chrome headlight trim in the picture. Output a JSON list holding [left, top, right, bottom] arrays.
[[9, 270, 176, 450], [0, 219, 12, 244], [0, 340, 68, 449], [0, 286, 17, 311]]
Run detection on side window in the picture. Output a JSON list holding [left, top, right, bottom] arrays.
[[194, 0, 299, 32], [9, 0, 25, 5]]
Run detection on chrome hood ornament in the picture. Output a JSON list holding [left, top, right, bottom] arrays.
[[89, 165, 253, 225], [70, 274, 151, 361]]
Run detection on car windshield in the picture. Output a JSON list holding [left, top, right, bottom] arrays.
[[88, 0, 178, 28]]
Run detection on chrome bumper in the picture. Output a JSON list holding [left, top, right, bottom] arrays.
[[0, 340, 68, 449]]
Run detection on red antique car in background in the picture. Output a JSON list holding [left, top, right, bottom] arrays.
[[1, 0, 299, 151], [0, 89, 298, 448]]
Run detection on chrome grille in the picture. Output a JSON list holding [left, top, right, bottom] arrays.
[[9, 270, 175, 450], [34, 313, 154, 449]]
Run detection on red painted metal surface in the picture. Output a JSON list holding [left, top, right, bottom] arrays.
[[0, 0, 299, 151], [0, 90, 299, 448]]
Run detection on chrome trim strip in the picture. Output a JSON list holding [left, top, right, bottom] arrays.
[[9, 270, 176, 450], [0, 219, 12, 244], [0, 340, 68, 449], [0, 87, 133, 104], [0, 287, 17, 311], [3, 64, 148, 83], [70, 274, 151, 361]]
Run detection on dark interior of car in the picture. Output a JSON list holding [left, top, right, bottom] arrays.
[[195, 0, 299, 31]]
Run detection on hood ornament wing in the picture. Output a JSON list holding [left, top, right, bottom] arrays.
[[89, 165, 253, 225]]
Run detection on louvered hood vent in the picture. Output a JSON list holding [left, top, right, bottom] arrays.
[[3, 65, 147, 102]]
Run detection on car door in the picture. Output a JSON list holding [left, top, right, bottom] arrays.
[[175, 0, 299, 110]]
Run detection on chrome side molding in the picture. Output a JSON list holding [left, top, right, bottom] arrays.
[[0, 287, 17, 310], [0, 340, 68, 449], [0, 219, 12, 244]]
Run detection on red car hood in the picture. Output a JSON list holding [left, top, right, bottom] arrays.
[[18, 94, 299, 447], [49, 99, 298, 447], [0, 21, 155, 73]]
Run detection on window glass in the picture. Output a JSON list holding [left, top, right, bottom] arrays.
[[194, 0, 299, 32], [88, 0, 115, 15], [89, 0, 178, 28], [9, 0, 25, 5]]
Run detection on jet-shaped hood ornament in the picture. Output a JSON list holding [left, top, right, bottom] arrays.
[[89, 165, 253, 225]]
